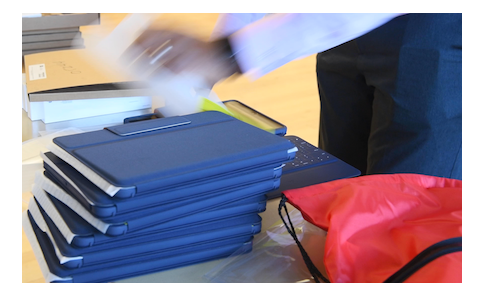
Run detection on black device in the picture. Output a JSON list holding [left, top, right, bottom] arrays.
[[217, 100, 361, 198], [222, 100, 287, 136]]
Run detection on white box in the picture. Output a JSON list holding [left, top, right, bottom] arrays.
[[27, 96, 152, 123]]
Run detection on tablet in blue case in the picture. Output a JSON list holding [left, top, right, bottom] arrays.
[[50, 111, 296, 198], [42, 151, 282, 218], [35, 170, 274, 236], [23, 210, 253, 283], [30, 197, 261, 269], [33, 185, 267, 248]]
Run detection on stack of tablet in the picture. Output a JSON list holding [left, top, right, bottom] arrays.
[[22, 111, 297, 283], [22, 13, 100, 56]]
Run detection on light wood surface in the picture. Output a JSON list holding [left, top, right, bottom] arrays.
[[22, 13, 321, 283]]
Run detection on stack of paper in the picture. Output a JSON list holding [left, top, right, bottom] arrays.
[[22, 13, 100, 56], [22, 111, 297, 282]]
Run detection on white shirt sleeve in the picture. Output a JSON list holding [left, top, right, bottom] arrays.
[[222, 13, 405, 78], [210, 13, 267, 39]]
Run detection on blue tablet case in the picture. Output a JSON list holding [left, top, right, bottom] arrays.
[[30, 197, 261, 269], [34, 188, 267, 248], [24, 210, 253, 283], [37, 170, 275, 236], [42, 151, 282, 218], [51, 111, 296, 198]]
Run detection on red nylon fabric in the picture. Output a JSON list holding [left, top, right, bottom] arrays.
[[282, 173, 462, 283]]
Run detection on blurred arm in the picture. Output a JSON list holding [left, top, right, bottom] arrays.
[[211, 13, 267, 39], [222, 13, 405, 78]]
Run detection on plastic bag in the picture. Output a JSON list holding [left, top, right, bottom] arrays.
[[204, 209, 329, 283]]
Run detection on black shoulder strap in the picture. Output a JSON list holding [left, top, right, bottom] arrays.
[[384, 236, 462, 282]]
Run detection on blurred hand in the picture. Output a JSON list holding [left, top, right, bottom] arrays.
[[121, 29, 240, 87]]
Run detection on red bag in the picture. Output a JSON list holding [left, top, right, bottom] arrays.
[[280, 173, 462, 283]]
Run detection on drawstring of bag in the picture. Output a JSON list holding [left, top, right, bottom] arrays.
[[279, 194, 461, 284], [278, 194, 330, 283]]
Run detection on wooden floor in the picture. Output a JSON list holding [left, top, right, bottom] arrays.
[[22, 13, 321, 283]]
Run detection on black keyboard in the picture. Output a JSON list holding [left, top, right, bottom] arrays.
[[283, 136, 337, 173]]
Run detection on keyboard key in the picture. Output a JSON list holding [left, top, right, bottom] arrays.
[[283, 136, 337, 173]]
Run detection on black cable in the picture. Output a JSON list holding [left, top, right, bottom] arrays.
[[278, 194, 330, 283]]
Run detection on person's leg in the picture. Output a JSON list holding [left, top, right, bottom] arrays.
[[316, 41, 375, 174], [358, 13, 462, 179], [317, 13, 462, 179]]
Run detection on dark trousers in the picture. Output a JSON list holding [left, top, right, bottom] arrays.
[[316, 13, 462, 179]]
